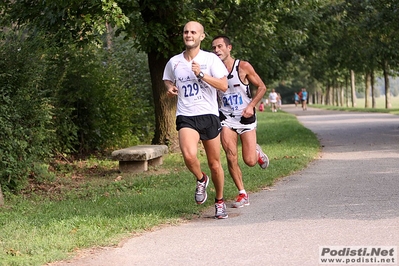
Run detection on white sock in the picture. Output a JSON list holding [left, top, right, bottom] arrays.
[[239, 190, 246, 195]]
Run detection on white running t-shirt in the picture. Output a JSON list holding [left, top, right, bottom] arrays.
[[163, 50, 228, 117]]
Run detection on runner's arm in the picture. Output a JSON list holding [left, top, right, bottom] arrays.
[[240, 61, 267, 117]]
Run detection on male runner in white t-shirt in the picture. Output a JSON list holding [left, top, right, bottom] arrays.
[[212, 35, 270, 209], [163, 21, 229, 219]]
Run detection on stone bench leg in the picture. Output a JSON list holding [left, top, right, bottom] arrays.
[[148, 157, 163, 167], [119, 161, 148, 174], [118, 157, 164, 173]]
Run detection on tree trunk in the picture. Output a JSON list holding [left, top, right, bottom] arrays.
[[334, 85, 338, 106], [350, 70, 357, 107], [339, 84, 344, 107], [318, 90, 322, 104], [317, 90, 321, 104], [0, 185, 4, 206], [345, 74, 349, 107], [325, 82, 331, 105], [106, 22, 113, 51], [331, 81, 338, 106], [383, 60, 392, 109], [365, 72, 371, 108], [371, 70, 376, 108], [147, 51, 179, 152]]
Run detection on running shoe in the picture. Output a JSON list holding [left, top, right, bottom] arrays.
[[256, 144, 269, 169], [232, 193, 250, 208], [215, 200, 228, 219], [195, 173, 209, 204]]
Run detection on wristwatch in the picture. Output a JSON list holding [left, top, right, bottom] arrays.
[[197, 71, 204, 79]]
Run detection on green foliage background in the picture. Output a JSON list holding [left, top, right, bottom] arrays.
[[0, 27, 154, 192], [1, 0, 399, 193]]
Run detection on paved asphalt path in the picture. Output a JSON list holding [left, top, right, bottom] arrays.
[[51, 105, 399, 266]]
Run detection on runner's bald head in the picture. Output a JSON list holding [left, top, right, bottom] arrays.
[[183, 21, 205, 41], [184, 21, 204, 34]]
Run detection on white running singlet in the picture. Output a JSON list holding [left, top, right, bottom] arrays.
[[218, 59, 257, 134], [219, 59, 253, 117]]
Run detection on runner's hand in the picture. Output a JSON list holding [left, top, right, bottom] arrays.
[[192, 61, 201, 77], [242, 105, 254, 118], [167, 86, 178, 97]]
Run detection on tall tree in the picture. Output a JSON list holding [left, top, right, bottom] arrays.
[[368, 0, 399, 108], [120, 0, 188, 150]]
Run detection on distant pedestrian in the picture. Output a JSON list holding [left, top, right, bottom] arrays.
[[294, 92, 299, 107], [277, 93, 282, 110], [301, 88, 308, 110], [259, 102, 265, 112], [269, 88, 278, 112]]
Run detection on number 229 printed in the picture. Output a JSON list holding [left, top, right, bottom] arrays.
[[182, 83, 200, 98]]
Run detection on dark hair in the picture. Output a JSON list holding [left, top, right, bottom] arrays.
[[212, 35, 231, 46]]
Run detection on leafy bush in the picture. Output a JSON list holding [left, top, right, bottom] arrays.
[[52, 38, 154, 154], [0, 29, 54, 191], [110, 34, 154, 146]]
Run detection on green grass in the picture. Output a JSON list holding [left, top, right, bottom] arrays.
[[0, 110, 320, 266], [311, 95, 399, 115]]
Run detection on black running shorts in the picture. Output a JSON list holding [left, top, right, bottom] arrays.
[[176, 114, 221, 140]]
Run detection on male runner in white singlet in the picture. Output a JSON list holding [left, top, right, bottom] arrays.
[[163, 22, 229, 219], [212, 35, 270, 208]]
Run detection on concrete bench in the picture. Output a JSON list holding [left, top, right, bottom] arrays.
[[111, 145, 168, 173]]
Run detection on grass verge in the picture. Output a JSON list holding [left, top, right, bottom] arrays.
[[310, 95, 399, 115], [311, 104, 399, 115], [0, 110, 320, 265]]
